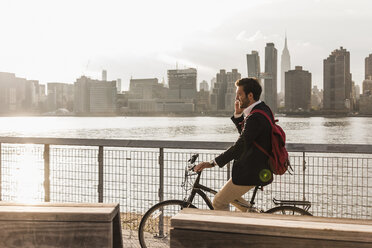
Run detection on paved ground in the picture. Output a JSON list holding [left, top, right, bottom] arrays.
[[123, 229, 170, 248], [123, 229, 140, 248]]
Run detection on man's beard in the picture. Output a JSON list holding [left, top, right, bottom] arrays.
[[240, 99, 250, 108]]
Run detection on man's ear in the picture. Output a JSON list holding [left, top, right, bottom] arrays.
[[247, 92, 254, 100]]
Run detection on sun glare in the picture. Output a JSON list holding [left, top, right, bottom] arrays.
[[11, 149, 44, 203]]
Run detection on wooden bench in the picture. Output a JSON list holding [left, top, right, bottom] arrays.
[[171, 208, 372, 248], [0, 202, 123, 248]]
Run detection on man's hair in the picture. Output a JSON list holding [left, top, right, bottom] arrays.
[[235, 77, 262, 101]]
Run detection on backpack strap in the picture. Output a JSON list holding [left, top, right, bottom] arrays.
[[250, 109, 274, 126], [249, 109, 274, 160], [253, 141, 273, 160]]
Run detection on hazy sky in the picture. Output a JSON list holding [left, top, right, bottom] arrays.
[[0, 0, 371, 90]]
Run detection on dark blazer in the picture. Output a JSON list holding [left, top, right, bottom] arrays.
[[215, 101, 274, 186]]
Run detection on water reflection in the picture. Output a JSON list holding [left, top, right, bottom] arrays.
[[0, 116, 371, 144], [282, 122, 311, 130], [323, 121, 350, 127]]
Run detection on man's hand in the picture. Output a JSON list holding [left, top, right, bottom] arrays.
[[193, 161, 213, 172], [234, 100, 244, 116]]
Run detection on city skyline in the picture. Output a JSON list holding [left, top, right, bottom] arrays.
[[0, 0, 371, 91]]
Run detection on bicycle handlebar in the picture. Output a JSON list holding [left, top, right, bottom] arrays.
[[188, 154, 199, 164]]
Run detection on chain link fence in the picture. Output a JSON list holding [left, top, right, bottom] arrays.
[[0, 138, 371, 247]]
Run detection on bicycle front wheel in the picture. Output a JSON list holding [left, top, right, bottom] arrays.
[[138, 200, 196, 248], [265, 206, 312, 216]]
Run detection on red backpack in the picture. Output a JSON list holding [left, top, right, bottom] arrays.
[[250, 109, 291, 175]]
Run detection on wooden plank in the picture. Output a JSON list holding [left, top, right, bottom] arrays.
[[0, 203, 123, 248], [0, 202, 119, 208], [171, 209, 372, 243], [112, 210, 123, 248], [171, 229, 372, 248], [178, 208, 372, 225], [0, 205, 118, 222], [0, 220, 112, 248]]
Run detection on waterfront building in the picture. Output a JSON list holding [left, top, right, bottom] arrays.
[[116, 79, 122, 93], [264, 43, 278, 112], [285, 66, 311, 111], [363, 76, 372, 94], [199, 80, 209, 91], [281, 35, 291, 96], [225, 69, 242, 111], [47, 83, 74, 111], [311, 85, 323, 110], [210, 69, 241, 111], [366, 54, 372, 79], [23, 80, 38, 111], [195, 89, 210, 112], [74, 76, 117, 114], [126, 78, 169, 112], [129, 78, 167, 100], [323, 47, 353, 112], [0, 72, 17, 113], [167, 68, 197, 100], [127, 98, 194, 113], [359, 93, 372, 115], [102, 70, 107, 81], [210, 77, 216, 91], [247, 50, 261, 79], [355, 85, 360, 100], [0, 72, 43, 114]]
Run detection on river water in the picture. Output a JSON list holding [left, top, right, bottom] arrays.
[[0, 116, 371, 144]]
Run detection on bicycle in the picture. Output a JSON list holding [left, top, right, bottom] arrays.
[[138, 154, 312, 248]]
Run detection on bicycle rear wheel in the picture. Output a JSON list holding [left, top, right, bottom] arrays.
[[265, 205, 312, 216], [138, 200, 196, 248]]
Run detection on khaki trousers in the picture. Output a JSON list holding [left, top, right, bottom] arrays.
[[212, 178, 254, 211]]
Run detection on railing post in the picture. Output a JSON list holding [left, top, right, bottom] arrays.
[[44, 144, 50, 202], [226, 161, 231, 181], [158, 148, 164, 237], [0, 143, 2, 201], [302, 151, 306, 201], [98, 146, 104, 203]]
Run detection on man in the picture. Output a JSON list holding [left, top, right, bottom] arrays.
[[194, 77, 274, 211]]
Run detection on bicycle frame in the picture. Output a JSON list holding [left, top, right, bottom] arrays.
[[182, 155, 311, 212], [184, 170, 262, 210], [185, 171, 217, 210]]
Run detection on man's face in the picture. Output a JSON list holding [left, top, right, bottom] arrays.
[[235, 86, 250, 109]]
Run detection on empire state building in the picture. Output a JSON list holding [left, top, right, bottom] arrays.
[[281, 35, 291, 95]]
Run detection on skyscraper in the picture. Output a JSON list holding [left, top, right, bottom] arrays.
[[323, 47, 352, 111], [116, 79, 122, 93], [210, 69, 241, 111], [167, 68, 197, 100], [285, 66, 311, 111], [74, 76, 117, 114], [264, 43, 278, 112], [102, 70, 107, 81], [281, 35, 291, 95], [363, 77, 372, 94], [47, 82, 74, 111], [246, 51, 261, 78], [224, 69, 241, 111], [210, 69, 227, 111], [366, 54, 372, 79], [199, 80, 209, 91]]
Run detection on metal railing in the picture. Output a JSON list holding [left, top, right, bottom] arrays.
[[0, 137, 371, 242]]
